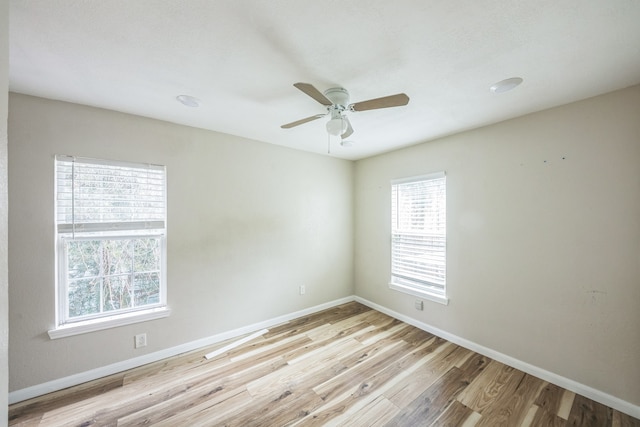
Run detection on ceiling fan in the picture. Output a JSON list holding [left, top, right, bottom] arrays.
[[281, 83, 410, 144]]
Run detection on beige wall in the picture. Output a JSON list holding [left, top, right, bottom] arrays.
[[1, 0, 9, 422], [354, 85, 640, 405], [8, 94, 354, 391]]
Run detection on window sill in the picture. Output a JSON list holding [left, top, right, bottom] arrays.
[[48, 307, 171, 339], [389, 282, 449, 306]]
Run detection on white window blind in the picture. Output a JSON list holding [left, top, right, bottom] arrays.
[[390, 172, 447, 302], [56, 155, 166, 234]]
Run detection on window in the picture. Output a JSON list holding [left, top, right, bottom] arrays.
[[52, 155, 168, 337], [390, 172, 447, 305]]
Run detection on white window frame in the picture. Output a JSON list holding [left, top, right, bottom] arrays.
[[389, 172, 448, 305], [50, 155, 170, 339]]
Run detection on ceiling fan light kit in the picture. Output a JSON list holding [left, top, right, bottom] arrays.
[[326, 116, 348, 136], [281, 82, 410, 147]]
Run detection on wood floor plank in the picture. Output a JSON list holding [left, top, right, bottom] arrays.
[[429, 400, 476, 426], [304, 321, 343, 341], [246, 338, 357, 398], [385, 343, 469, 408], [521, 405, 540, 427], [6, 416, 42, 427], [530, 409, 568, 427], [49, 356, 284, 426], [293, 338, 442, 425], [566, 394, 613, 427], [261, 302, 371, 341], [457, 350, 491, 379], [8, 373, 125, 424], [529, 382, 575, 426], [228, 334, 311, 363], [286, 324, 375, 365], [338, 395, 400, 427], [535, 383, 566, 416], [37, 378, 189, 426], [350, 313, 401, 339], [223, 388, 324, 427], [461, 410, 483, 427], [384, 366, 469, 426], [8, 302, 639, 427], [473, 373, 545, 427], [312, 340, 410, 402], [151, 388, 252, 427], [289, 308, 373, 344], [558, 390, 576, 420], [116, 383, 244, 426], [119, 341, 285, 404], [359, 321, 410, 346], [117, 355, 288, 425], [294, 337, 442, 426], [400, 326, 436, 347], [612, 410, 640, 427], [121, 335, 239, 386], [385, 352, 489, 427], [117, 334, 277, 393], [457, 360, 524, 413]]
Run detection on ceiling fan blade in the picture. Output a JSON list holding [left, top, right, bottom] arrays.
[[281, 114, 326, 129], [350, 93, 410, 112], [293, 82, 333, 106], [341, 116, 354, 139]]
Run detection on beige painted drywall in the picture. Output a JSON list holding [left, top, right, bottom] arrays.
[[354, 85, 640, 405], [1, 0, 9, 423], [7, 93, 354, 391]]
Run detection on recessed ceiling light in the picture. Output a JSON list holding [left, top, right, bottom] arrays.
[[490, 77, 523, 94], [176, 94, 200, 107]]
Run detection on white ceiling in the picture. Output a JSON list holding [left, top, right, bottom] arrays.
[[9, 1, 640, 160]]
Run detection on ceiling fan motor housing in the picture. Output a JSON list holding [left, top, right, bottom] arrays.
[[324, 87, 350, 109]]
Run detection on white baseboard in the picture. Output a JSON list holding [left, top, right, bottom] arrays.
[[354, 296, 640, 420], [8, 296, 355, 405]]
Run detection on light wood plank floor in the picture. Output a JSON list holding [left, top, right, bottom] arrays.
[[9, 302, 640, 426]]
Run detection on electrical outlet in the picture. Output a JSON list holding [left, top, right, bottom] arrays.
[[135, 333, 147, 348], [415, 300, 424, 311], [299, 285, 306, 295]]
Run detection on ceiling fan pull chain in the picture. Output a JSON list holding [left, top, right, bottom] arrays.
[[327, 132, 331, 154]]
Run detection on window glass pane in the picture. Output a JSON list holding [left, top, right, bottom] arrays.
[[65, 237, 163, 321], [67, 240, 101, 279], [102, 275, 132, 312], [103, 240, 133, 275], [134, 238, 160, 272], [68, 278, 100, 318], [134, 272, 160, 306]]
